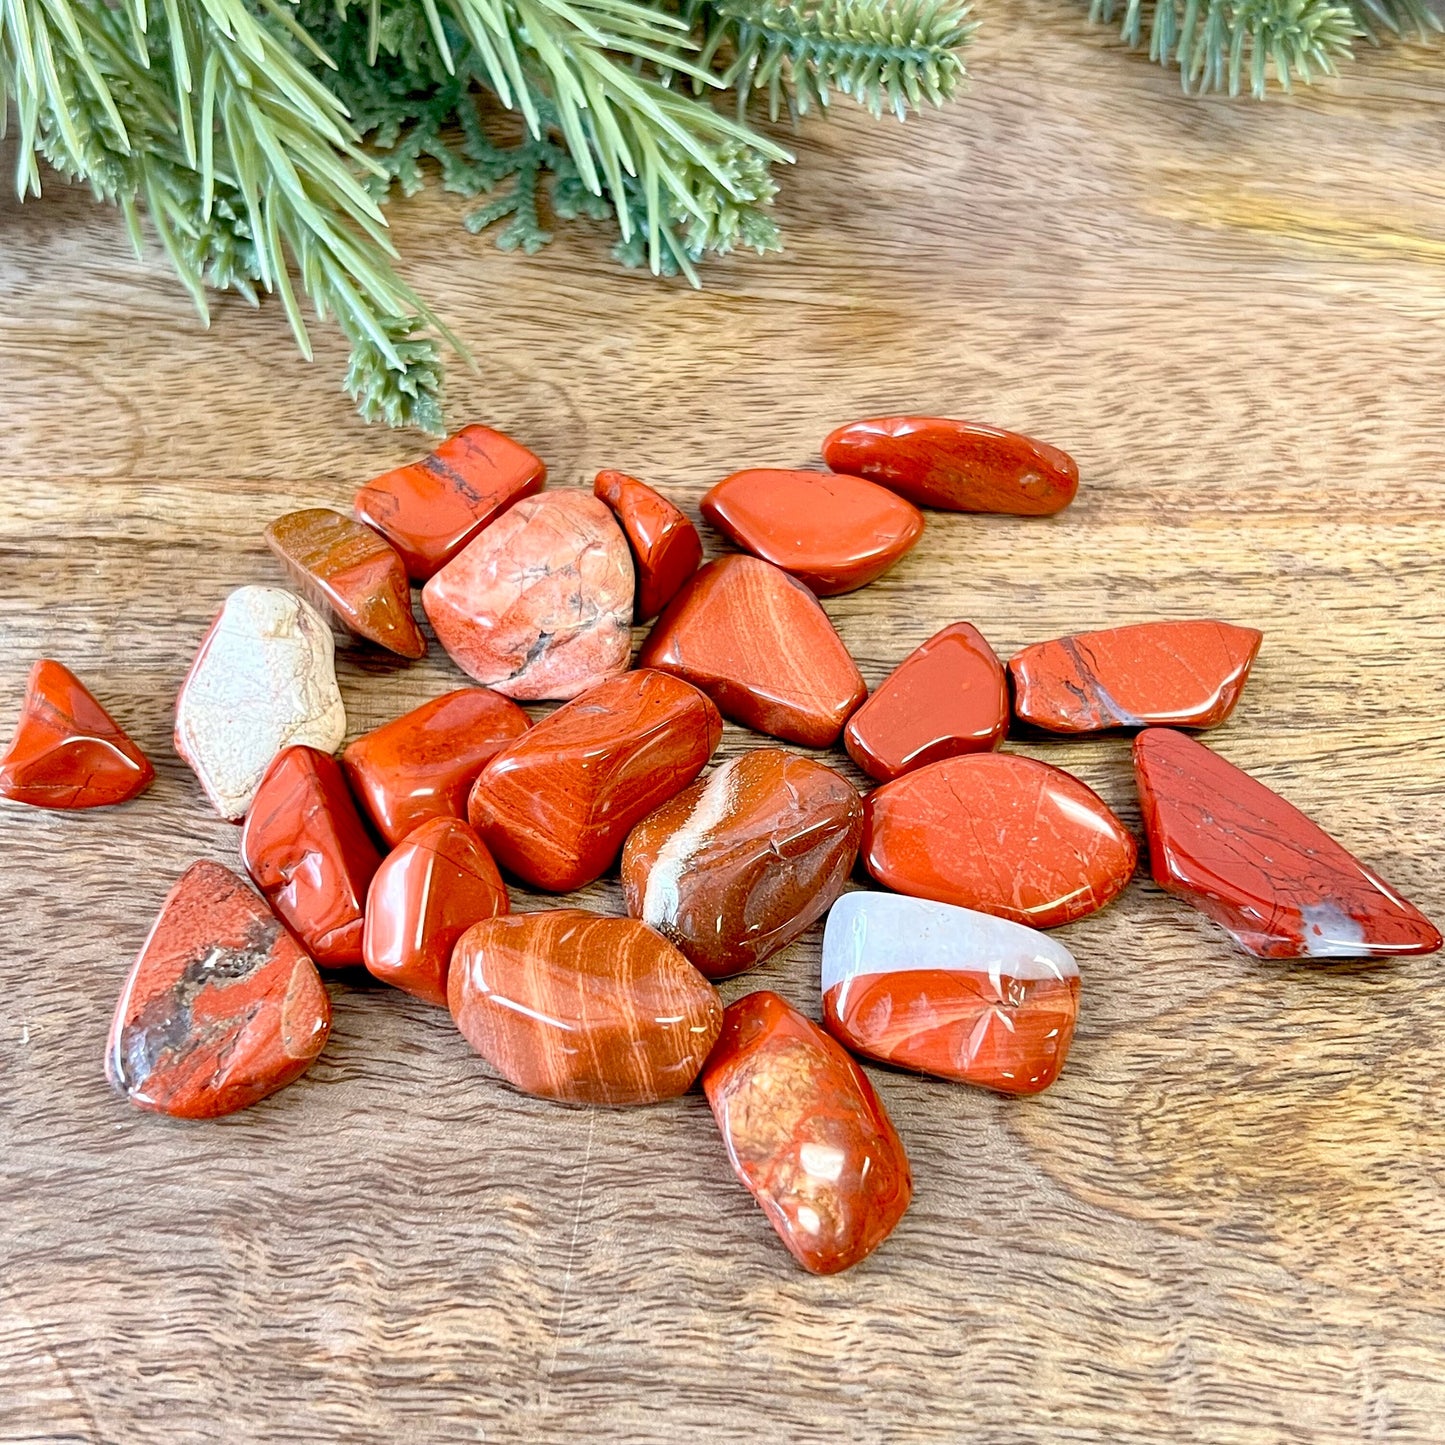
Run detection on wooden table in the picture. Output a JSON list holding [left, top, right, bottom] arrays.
[[4, 6, 1444, 1439]]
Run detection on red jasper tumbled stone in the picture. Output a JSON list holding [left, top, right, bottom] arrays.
[[843, 621, 1008, 782], [341, 688, 530, 848], [701, 990, 912, 1275], [468, 669, 722, 892], [241, 745, 382, 966], [594, 469, 703, 621], [1135, 727, 1442, 959], [638, 555, 867, 748], [823, 416, 1078, 515], [862, 752, 1137, 928], [106, 860, 331, 1118], [363, 816, 508, 1006], [699, 468, 924, 595], [0, 659, 154, 809]]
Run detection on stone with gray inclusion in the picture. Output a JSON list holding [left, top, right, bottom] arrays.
[[821, 892, 1082, 1096]]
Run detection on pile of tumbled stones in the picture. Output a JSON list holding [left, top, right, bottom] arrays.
[[2, 416, 1439, 1276]]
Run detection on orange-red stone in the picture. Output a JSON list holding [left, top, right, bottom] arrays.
[[106, 860, 331, 1118], [240, 746, 382, 966], [354, 424, 545, 580], [701, 991, 912, 1275], [363, 817, 508, 1006], [1135, 728, 1442, 959], [638, 555, 867, 748], [468, 669, 722, 892], [0, 659, 153, 809], [264, 508, 426, 658], [823, 416, 1078, 515], [862, 753, 1137, 928], [844, 622, 1007, 783], [700, 468, 924, 595], [448, 910, 722, 1104], [1010, 620, 1263, 733], [341, 688, 530, 847], [594, 469, 703, 621]]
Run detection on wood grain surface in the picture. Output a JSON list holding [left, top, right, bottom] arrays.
[[3, 4, 1444, 1439]]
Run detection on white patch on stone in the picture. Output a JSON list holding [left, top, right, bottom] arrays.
[[821, 890, 1078, 995], [1298, 900, 1370, 958], [174, 586, 346, 820], [641, 757, 740, 929]]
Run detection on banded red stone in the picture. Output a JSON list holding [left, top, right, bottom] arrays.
[[594, 469, 703, 621]]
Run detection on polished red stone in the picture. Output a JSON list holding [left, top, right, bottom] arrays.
[[468, 669, 722, 891], [822, 416, 1078, 515], [1135, 728, 1442, 959], [354, 424, 545, 580], [106, 860, 331, 1118], [844, 622, 1007, 783], [0, 659, 153, 809], [862, 753, 1137, 928], [621, 749, 863, 978], [363, 817, 508, 1006], [637, 555, 867, 748], [240, 746, 382, 966], [449, 910, 722, 1104], [1010, 620, 1262, 734], [594, 469, 703, 621], [699, 468, 924, 595], [701, 991, 912, 1275], [265, 508, 426, 658], [341, 688, 530, 847]]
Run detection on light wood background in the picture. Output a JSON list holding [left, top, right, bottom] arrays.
[[3, 3, 1444, 1440]]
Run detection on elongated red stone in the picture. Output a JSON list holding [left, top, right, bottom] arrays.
[[844, 622, 1007, 783], [449, 910, 722, 1104], [240, 746, 382, 966], [1135, 728, 1442, 959], [862, 753, 1137, 928], [638, 555, 867, 748], [363, 817, 508, 1006], [700, 469, 924, 595], [341, 688, 530, 847], [1010, 620, 1262, 734], [621, 749, 863, 978], [0, 659, 153, 809], [821, 892, 1080, 1095], [265, 508, 426, 659], [355, 424, 545, 580], [823, 416, 1078, 515], [106, 861, 331, 1118], [594, 469, 703, 621], [468, 669, 722, 892], [701, 991, 911, 1275]]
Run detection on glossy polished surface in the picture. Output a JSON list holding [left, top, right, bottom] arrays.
[[638, 555, 867, 748], [240, 746, 381, 966], [1010, 620, 1263, 733], [0, 659, 154, 808], [622, 749, 862, 978], [594, 469, 703, 621], [423, 490, 634, 701], [106, 861, 331, 1118], [354, 424, 545, 580], [448, 910, 722, 1105], [342, 688, 530, 847], [823, 415, 1078, 515], [822, 892, 1080, 1095], [862, 753, 1137, 928], [699, 468, 924, 595], [363, 817, 508, 1006], [174, 586, 346, 820], [264, 508, 426, 658], [1135, 728, 1442, 959], [701, 991, 911, 1275], [844, 621, 1007, 782], [468, 669, 722, 891]]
